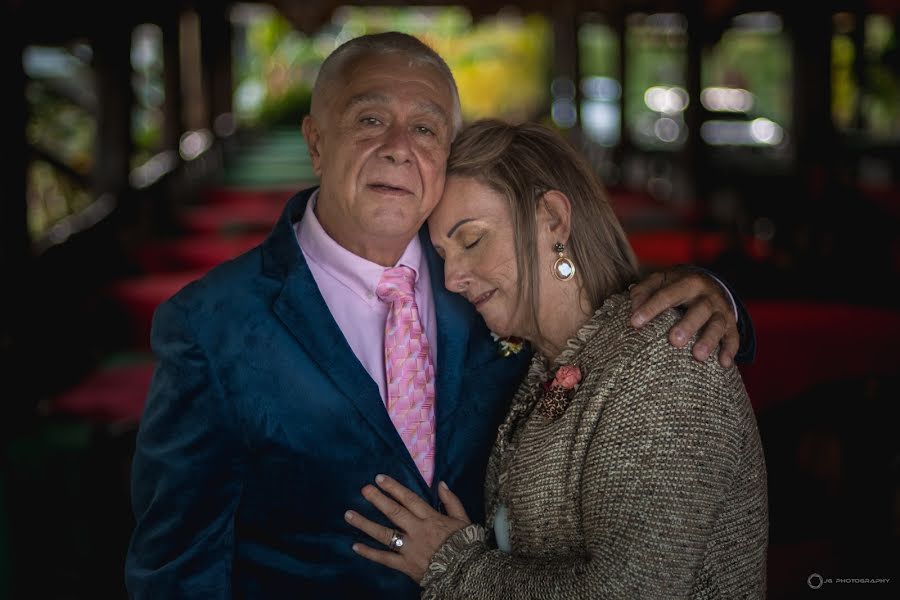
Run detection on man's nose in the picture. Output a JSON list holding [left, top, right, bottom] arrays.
[[378, 124, 413, 164]]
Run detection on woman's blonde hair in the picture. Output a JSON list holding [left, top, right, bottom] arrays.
[[446, 119, 639, 339]]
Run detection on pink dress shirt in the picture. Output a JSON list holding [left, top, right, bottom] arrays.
[[295, 191, 437, 406]]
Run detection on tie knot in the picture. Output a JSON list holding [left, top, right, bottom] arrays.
[[376, 266, 417, 303]]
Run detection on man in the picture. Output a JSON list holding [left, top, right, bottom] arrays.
[[125, 32, 754, 598]]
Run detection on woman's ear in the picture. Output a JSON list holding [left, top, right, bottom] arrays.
[[538, 190, 573, 245]]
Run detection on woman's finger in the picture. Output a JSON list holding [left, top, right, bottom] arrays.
[[375, 474, 435, 520], [351, 542, 408, 573], [362, 484, 417, 531], [438, 481, 469, 521], [344, 510, 397, 549]]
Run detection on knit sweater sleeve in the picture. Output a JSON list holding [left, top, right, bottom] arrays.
[[420, 339, 744, 599]]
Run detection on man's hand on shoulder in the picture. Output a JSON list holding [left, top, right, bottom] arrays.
[[629, 266, 739, 368]]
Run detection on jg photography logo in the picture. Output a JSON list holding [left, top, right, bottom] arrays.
[[807, 572, 891, 590]]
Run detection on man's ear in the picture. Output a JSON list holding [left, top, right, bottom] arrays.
[[538, 190, 573, 245], [301, 115, 323, 177]]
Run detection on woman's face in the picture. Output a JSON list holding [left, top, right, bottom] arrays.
[[428, 176, 532, 338]]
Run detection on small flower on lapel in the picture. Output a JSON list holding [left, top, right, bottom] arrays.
[[490, 332, 525, 357], [538, 365, 581, 420]]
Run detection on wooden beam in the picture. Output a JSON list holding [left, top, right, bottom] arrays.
[[92, 24, 134, 198], [200, 1, 234, 132], [162, 9, 186, 152]]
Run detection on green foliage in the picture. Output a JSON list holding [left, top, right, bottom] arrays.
[[232, 6, 551, 126], [704, 28, 792, 126], [580, 23, 619, 78]]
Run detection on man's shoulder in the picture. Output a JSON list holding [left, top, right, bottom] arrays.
[[160, 247, 269, 319]]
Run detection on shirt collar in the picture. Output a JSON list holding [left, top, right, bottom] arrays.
[[295, 190, 426, 304]]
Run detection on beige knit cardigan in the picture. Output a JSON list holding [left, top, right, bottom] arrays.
[[421, 292, 768, 599]]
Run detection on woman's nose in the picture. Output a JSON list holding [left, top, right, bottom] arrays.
[[443, 259, 470, 293]]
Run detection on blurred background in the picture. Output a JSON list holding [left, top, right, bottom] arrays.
[[1, 0, 899, 598]]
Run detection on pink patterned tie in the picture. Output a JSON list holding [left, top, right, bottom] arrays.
[[376, 266, 436, 485]]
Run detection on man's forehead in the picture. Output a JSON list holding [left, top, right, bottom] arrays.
[[315, 50, 460, 132]]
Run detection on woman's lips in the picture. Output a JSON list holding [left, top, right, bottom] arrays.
[[471, 289, 496, 308]]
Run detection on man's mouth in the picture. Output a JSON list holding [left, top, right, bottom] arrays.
[[368, 182, 412, 195]]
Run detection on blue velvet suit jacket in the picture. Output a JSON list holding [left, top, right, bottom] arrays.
[[125, 188, 531, 599]]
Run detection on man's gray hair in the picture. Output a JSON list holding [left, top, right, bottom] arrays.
[[311, 31, 463, 135]]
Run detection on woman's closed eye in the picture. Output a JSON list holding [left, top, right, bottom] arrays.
[[464, 236, 483, 250]]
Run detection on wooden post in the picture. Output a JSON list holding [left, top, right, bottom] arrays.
[[92, 25, 134, 199], [684, 0, 707, 216], [0, 3, 32, 418], [551, 0, 581, 143], [162, 9, 185, 153], [180, 9, 207, 133], [0, 8, 30, 273], [199, 1, 234, 134], [611, 6, 631, 176], [789, 5, 835, 201]]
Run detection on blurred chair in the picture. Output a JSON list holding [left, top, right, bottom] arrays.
[[740, 301, 900, 414], [742, 301, 900, 598], [48, 359, 155, 424], [104, 270, 207, 351], [133, 232, 266, 273]]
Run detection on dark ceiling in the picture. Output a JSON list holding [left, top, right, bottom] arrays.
[[8, 0, 898, 46]]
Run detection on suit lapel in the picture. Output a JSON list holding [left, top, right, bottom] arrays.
[[423, 228, 474, 481], [265, 190, 418, 471]]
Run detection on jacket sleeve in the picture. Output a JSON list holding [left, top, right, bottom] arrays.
[[696, 266, 757, 364], [421, 343, 744, 599], [125, 297, 244, 599]]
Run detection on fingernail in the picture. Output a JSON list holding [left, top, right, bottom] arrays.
[[344, 511, 354, 521], [375, 474, 385, 484], [627, 283, 636, 291], [439, 481, 448, 490], [674, 331, 686, 344], [632, 314, 645, 327], [352, 544, 360, 553]]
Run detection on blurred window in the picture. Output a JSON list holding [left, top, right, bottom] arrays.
[[701, 12, 791, 151], [131, 24, 165, 172], [23, 43, 96, 243], [832, 12, 900, 140], [625, 13, 688, 150], [578, 21, 620, 147]]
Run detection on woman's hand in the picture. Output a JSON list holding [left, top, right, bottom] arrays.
[[345, 475, 471, 583], [630, 266, 739, 367]]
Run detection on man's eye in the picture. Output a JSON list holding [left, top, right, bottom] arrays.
[[465, 237, 482, 250], [416, 126, 435, 136], [361, 117, 382, 126]]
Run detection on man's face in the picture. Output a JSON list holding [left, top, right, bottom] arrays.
[[302, 53, 456, 260]]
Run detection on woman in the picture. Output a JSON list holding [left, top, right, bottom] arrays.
[[344, 119, 768, 598]]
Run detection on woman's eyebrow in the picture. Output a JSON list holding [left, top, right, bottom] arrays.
[[446, 218, 476, 238]]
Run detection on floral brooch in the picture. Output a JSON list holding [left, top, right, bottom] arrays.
[[537, 365, 582, 420], [490, 332, 526, 357]]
